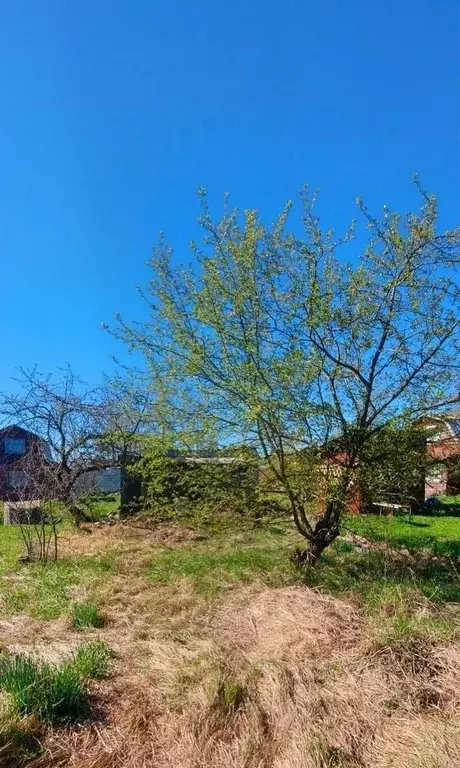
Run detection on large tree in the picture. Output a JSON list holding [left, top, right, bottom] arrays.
[[114, 181, 460, 562]]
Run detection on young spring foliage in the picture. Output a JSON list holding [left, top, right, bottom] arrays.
[[116, 181, 460, 562]]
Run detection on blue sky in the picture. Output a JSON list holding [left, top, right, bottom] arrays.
[[1, 0, 459, 391]]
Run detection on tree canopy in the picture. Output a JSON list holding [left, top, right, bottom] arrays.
[[114, 181, 460, 559]]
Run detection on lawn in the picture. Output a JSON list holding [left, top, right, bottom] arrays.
[[345, 512, 460, 557], [0, 514, 459, 767]]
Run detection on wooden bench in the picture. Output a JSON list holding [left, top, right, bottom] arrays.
[[372, 502, 411, 517]]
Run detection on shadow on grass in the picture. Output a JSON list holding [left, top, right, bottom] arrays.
[[405, 520, 430, 528]]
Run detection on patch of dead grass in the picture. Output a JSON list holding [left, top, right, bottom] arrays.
[[58, 521, 204, 561], [212, 586, 363, 663], [4, 583, 457, 768], [2, 524, 460, 768]]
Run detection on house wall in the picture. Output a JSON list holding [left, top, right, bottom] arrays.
[[424, 464, 448, 498], [422, 418, 460, 499], [0, 425, 48, 501]]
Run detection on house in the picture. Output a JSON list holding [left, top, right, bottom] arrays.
[[293, 415, 460, 515], [418, 414, 460, 499], [0, 425, 51, 501]]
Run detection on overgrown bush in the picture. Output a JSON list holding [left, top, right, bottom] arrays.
[[126, 439, 270, 529]]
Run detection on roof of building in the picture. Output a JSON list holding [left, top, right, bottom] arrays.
[[0, 424, 44, 441]]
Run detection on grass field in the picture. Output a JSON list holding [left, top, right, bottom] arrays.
[[0, 512, 459, 767], [346, 512, 460, 556]]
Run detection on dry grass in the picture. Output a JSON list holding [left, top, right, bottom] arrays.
[[57, 521, 204, 559], [3, 586, 457, 768], [1, 523, 460, 767]]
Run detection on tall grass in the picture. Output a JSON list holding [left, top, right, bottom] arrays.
[[0, 641, 112, 724], [72, 640, 112, 680], [71, 601, 105, 630], [0, 654, 86, 723]]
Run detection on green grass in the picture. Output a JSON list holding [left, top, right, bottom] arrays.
[[437, 494, 460, 516], [0, 653, 87, 724], [148, 539, 297, 596], [80, 492, 120, 521], [0, 550, 116, 620], [0, 523, 28, 572], [71, 640, 112, 680], [345, 513, 460, 557], [0, 641, 112, 725], [71, 601, 105, 630], [311, 537, 460, 604], [304, 540, 460, 642], [1, 508, 459, 645], [0, 514, 74, 575]]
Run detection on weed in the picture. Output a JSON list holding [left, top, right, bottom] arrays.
[[72, 640, 112, 680], [309, 733, 354, 767], [0, 653, 87, 723], [71, 601, 104, 630], [215, 677, 247, 714], [0, 716, 43, 763], [0, 641, 111, 724]]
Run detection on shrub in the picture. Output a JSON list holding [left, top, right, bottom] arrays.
[[72, 640, 111, 680], [0, 653, 87, 723], [71, 601, 104, 630], [129, 439, 264, 529]]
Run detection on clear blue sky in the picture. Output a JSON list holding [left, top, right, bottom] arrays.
[[1, 0, 459, 391]]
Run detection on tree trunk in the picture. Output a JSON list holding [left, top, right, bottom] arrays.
[[291, 535, 336, 568], [291, 499, 341, 568]]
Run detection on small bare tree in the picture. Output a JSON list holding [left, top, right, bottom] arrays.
[[0, 367, 155, 525], [7, 442, 61, 562], [0, 367, 122, 524]]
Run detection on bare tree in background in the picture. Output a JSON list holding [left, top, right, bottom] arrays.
[[0, 367, 121, 524], [0, 367, 156, 524]]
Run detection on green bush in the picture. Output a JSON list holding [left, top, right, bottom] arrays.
[[72, 640, 111, 680], [0, 654, 86, 723], [71, 602, 105, 630], [129, 439, 263, 528]]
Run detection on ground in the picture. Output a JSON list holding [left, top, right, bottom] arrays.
[[0, 511, 459, 767]]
